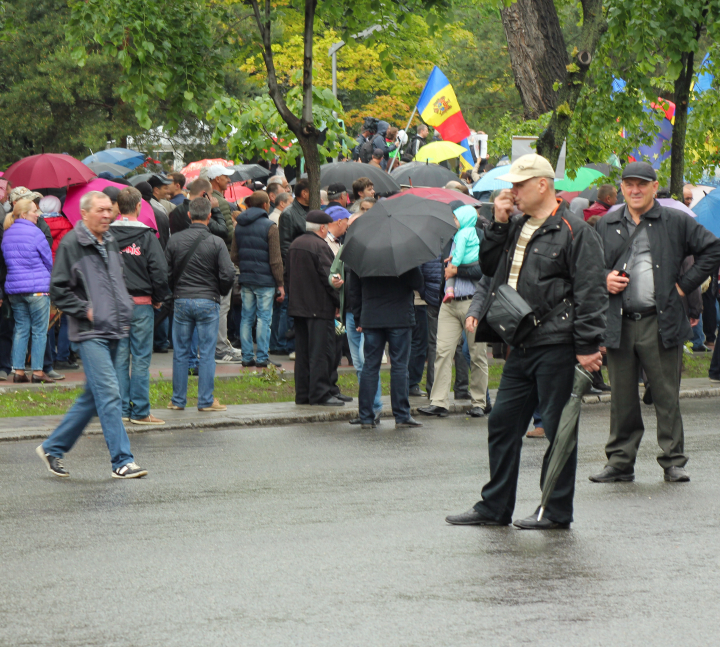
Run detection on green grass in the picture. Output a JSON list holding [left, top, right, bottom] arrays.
[[0, 362, 508, 419]]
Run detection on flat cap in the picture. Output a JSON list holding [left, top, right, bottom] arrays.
[[306, 209, 333, 225]]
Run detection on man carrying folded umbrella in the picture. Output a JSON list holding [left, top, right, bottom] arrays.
[[446, 153, 607, 529]]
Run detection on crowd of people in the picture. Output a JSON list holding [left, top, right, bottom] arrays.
[[2, 121, 719, 530]]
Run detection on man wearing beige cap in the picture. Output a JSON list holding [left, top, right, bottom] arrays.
[[446, 153, 607, 529]]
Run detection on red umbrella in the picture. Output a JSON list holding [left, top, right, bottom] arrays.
[[3, 153, 96, 189], [181, 158, 234, 182], [386, 186, 481, 206], [225, 183, 252, 202]]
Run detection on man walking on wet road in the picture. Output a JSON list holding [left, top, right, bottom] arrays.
[[446, 154, 607, 529], [590, 162, 720, 484]]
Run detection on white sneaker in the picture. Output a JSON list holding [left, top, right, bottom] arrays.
[[215, 351, 242, 364], [288, 351, 296, 360]]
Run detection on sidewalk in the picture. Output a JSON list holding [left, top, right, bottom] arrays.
[[1, 378, 718, 443]]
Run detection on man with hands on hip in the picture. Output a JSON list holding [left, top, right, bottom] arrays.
[[590, 161, 720, 484], [448, 153, 607, 530]]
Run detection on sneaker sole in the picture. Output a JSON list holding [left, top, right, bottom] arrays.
[[445, 518, 508, 526], [198, 407, 228, 412], [35, 445, 69, 478], [396, 423, 423, 428], [167, 405, 184, 410], [588, 474, 635, 482], [112, 470, 148, 479], [664, 475, 690, 482], [215, 358, 242, 364], [130, 419, 165, 425]]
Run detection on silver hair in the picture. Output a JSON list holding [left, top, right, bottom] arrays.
[[306, 222, 322, 232], [79, 191, 110, 212], [189, 197, 212, 220], [268, 175, 286, 185], [275, 192, 292, 206], [327, 190, 346, 201], [38, 195, 62, 214]]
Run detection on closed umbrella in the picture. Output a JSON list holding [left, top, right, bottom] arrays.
[[472, 166, 512, 194], [537, 365, 594, 521], [414, 141, 469, 164], [390, 162, 460, 188], [341, 195, 457, 277], [312, 162, 401, 197], [4, 153, 96, 189], [386, 187, 480, 206], [555, 168, 605, 192], [86, 162, 131, 177], [82, 148, 145, 170]]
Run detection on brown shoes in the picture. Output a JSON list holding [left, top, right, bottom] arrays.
[[13, 372, 29, 383], [526, 426, 546, 439], [130, 414, 165, 425], [31, 372, 56, 384], [199, 399, 227, 412]]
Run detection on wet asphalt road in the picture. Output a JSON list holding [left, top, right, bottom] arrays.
[[2, 399, 720, 646]]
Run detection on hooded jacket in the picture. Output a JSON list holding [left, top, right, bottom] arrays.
[[451, 205, 480, 266], [595, 201, 720, 349], [2, 219, 53, 295], [472, 201, 607, 355], [110, 220, 169, 303], [234, 207, 276, 288], [43, 213, 74, 262], [50, 222, 134, 342]]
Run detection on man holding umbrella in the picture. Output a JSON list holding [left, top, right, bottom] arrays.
[[446, 154, 607, 529]]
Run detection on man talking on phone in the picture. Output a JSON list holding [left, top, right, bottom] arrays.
[[446, 154, 607, 529], [590, 162, 720, 484]]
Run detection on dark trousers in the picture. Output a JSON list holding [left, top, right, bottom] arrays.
[[360, 327, 411, 424], [408, 305, 428, 389], [474, 344, 577, 525], [702, 290, 717, 343], [294, 317, 334, 404], [710, 339, 720, 379], [606, 315, 685, 470], [425, 304, 468, 396], [328, 329, 345, 396], [0, 314, 13, 373]]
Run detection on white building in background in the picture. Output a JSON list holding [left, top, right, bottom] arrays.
[[126, 124, 219, 170]]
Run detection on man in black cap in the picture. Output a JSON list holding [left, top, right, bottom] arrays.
[[285, 210, 343, 406], [325, 182, 350, 216], [591, 161, 720, 484], [135, 181, 170, 250], [147, 174, 173, 215]]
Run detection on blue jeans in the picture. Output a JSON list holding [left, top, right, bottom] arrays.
[[9, 294, 50, 371], [277, 298, 295, 353], [189, 328, 199, 370], [360, 327, 411, 424], [42, 338, 134, 470], [240, 285, 275, 363], [691, 314, 705, 350], [47, 314, 70, 363], [346, 312, 382, 414], [270, 298, 287, 352], [172, 298, 220, 409], [113, 304, 154, 419]]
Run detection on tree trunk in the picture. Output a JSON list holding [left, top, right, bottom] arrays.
[[670, 51, 694, 198], [500, 0, 569, 119], [535, 0, 607, 169], [299, 134, 322, 210]]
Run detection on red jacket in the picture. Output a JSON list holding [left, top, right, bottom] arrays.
[[44, 213, 74, 262], [582, 201, 611, 221]]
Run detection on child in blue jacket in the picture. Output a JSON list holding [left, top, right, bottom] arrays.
[[444, 204, 479, 302]]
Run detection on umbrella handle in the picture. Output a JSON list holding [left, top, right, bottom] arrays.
[[537, 506, 545, 521]]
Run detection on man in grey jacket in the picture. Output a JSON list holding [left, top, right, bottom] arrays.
[[591, 162, 720, 484], [36, 191, 148, 480]]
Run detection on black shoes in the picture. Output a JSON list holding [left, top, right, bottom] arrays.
[[643, 386, 653, 405], [513, 508, 570, 530], [395, 417, 423, 428], [468, 406, 485, 418], [54, 360, 79, 370], [445, 508, 508, 526], [334, 393, 353, 402], [112, 462, 148, 479], [241, 359, 256, 367], [664, 466, 690, 482], [256, 359, 282, 368], [418, 405, 449, 417], [454, 392, 471, 400], [409, 386, 427, 397], [350, 416, 380, 425], [589, 465, 635, 482], [317, 396, 345, 406], [36, 445, 69, 478]]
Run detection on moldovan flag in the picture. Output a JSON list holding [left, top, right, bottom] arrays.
[[417, 66, 471, 144]]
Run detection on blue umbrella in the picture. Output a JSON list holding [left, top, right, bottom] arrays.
[[472, 166, 512, 194], [82, 148, 145, 170], [694, 190, 720, 237]]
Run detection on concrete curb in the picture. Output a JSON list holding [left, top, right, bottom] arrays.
[[2, 384, 719, 443]]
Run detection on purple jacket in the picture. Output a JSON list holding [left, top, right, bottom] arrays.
[[1, 219, 53, 294]]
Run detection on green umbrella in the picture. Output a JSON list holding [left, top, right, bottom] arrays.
[[537, 365, 594, 521], [555, 167, 605, 192]]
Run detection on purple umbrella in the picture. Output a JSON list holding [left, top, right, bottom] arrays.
[[609, 198, 696, 217]]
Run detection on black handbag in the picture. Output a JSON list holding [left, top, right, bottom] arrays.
[[486, 284, 571, 347]]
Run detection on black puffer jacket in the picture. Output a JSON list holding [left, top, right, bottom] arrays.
[[348, 267, 424, 329], [474, 202, 607, 355], [165, 223, 235, 303], [596, 201, 720, 349]]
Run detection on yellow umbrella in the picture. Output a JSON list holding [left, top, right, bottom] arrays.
[[414, 141, 469, 164]]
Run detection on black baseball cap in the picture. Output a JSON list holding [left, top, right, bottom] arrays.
[[622, 161, 657, 182], [326, 182, 347, 196], [148, 174, 172, 188]]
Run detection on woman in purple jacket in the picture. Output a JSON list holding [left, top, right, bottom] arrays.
[[2, 199, 54, 383]]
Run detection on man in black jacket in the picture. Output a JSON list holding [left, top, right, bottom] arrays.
[[168, 178, 228, 240], [111, 187, 169, 426], [166, 197, 235, 413], [591, 162, 720, 484], [37, 191, 148, 480], [447, 154, 607, 529], [279, 179, 311, 262], [349, 263, 424, 429], [286, 210, 343, 406]]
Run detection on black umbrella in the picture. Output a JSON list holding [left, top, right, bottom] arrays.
[[390, 161, 460, 188], [232, 164, 271, 181], [341, 195, 457, 277], [314, 162, 401, 196], [579, 186, 598, 202]]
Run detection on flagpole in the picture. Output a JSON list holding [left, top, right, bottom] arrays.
[[388, 105, 417, 173]]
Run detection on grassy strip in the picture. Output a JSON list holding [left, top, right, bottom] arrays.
[[0, 363, 507, 419]]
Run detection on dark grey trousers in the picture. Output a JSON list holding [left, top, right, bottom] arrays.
[[606, 315, 686, 470]]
